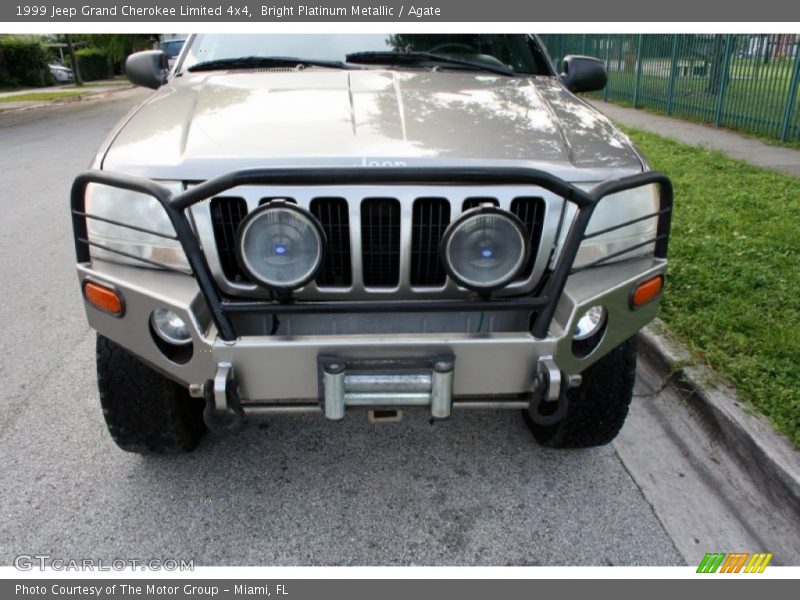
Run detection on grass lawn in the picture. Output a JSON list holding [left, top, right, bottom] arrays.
[[0, 91, 86, 103], [624, 127, 800, 447], [65, 80, 131, 88]]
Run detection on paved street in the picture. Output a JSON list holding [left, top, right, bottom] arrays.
[[0, 90, 794, 567]]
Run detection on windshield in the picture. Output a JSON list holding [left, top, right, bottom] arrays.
[[180, 34, 552, 75]]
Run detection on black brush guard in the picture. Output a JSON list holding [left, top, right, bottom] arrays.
[[71, 167, 673, 342]]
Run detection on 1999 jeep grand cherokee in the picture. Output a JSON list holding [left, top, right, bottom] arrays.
[[71, 34, 672, 454]]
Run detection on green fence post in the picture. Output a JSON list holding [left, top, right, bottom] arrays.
[[581, 34, 587, 55], [633, 34, 643, 107], [713, 34, 734, 127], [603, 35, 611, 101], [779, 40, 800, 142], [666, 35, 679, 115]]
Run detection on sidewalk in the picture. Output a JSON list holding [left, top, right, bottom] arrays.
[[590, 100, 800, 177]]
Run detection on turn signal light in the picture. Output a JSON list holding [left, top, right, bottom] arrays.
[[631, 275, 663, 309], [83, 281, 124, 316]]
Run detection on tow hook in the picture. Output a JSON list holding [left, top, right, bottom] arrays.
[[526, 358, 579, 426], [203, 362, 245, 433]]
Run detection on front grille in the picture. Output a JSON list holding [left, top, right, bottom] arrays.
[[510, 196, 546, 280], [206, 193, 550, 295], [410, 197, 450, 286], [209, 197, 249, 282], [310, 197, 352, 287], [360, 198, 401, 287]]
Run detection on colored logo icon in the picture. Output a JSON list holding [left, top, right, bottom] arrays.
[[696, 552, 773, 573]]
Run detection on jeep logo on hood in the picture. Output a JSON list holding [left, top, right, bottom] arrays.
[[361, 158, 407, 167]]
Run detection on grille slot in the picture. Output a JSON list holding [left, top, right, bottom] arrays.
[[209, 196, 249, 282], [410, 197, 450, 286], [463, 197, 499, 211], [510, 196, 546, 280], [310, 197, 352, 287], [361, 198, 401, 287]]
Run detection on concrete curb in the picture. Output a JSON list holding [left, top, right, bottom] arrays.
[[0, 84, 135, 115], [638, 318, 800, 513]]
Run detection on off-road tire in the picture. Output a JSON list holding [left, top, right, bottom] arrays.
[[96, 334, 206, 454], [523, 336, 637, 448]]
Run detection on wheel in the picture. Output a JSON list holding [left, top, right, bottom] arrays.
[[523, 337, 637, 448], [96, 334, 206, 454]]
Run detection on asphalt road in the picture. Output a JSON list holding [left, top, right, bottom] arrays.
[[0, 90, 778, 567]]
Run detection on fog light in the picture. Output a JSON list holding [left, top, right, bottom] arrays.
[[440, 206, 529, 292], [236, 202, 325, 292], [574, 305, 606, 341], [151, 309, 191, 346]]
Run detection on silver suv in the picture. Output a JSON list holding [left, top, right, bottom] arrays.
[[71, 34, 672, 454]]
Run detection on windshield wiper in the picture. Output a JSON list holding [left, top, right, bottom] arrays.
[[187, 56, 361, 72], [345, 51, 517, 77]]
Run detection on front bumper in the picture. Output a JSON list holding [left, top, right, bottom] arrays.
[[71, 166, 672, 418], [77, 255, 665, 404]]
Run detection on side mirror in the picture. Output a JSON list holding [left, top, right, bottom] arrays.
[[559, 55, 607, 93], [126, 50, 168, 89]]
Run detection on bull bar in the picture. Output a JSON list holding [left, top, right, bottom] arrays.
[[71, 166, 673, 339], [71, 167, 672, 426]]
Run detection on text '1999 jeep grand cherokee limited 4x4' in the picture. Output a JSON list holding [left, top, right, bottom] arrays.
[[71, 34, 672, 454]]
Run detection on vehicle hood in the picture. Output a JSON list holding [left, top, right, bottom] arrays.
[[102, 70, 643, 180]]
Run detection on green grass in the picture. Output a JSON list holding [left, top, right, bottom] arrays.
[[624, 127, 800, 447], [65, 80, 131, 88], [0, 91, 86, 103]]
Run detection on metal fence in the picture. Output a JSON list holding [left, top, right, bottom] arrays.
[[539, 34, 800, 143]]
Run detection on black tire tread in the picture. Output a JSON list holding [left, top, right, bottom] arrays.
[[96, 334, 205, 454], [523, 336, 637, 448]]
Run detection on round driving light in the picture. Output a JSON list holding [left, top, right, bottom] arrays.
[[440, 207, 529, 292], [574, 305, 607, 341], [151, 309, 191, 346], [236, 203, 325, 292]]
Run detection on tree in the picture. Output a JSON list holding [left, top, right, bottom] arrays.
[[0, 38, 9, 81], [77, 34, 156, 72], [64, 34, 82, 86], [706, 35, 728, 95]]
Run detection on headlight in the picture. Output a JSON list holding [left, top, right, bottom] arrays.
[[553, 183, 660, 270], [85, 182, 189, 271], [236, 203, 325, 292], [440, 206, 529, 292]]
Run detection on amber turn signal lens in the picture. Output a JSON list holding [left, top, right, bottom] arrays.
[[631, 275, 663, 309], [83, 281, 124, 316]]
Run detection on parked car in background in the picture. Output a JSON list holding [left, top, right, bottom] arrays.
[[49, 62, 74, 83], [159, 38, 186, 69]]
